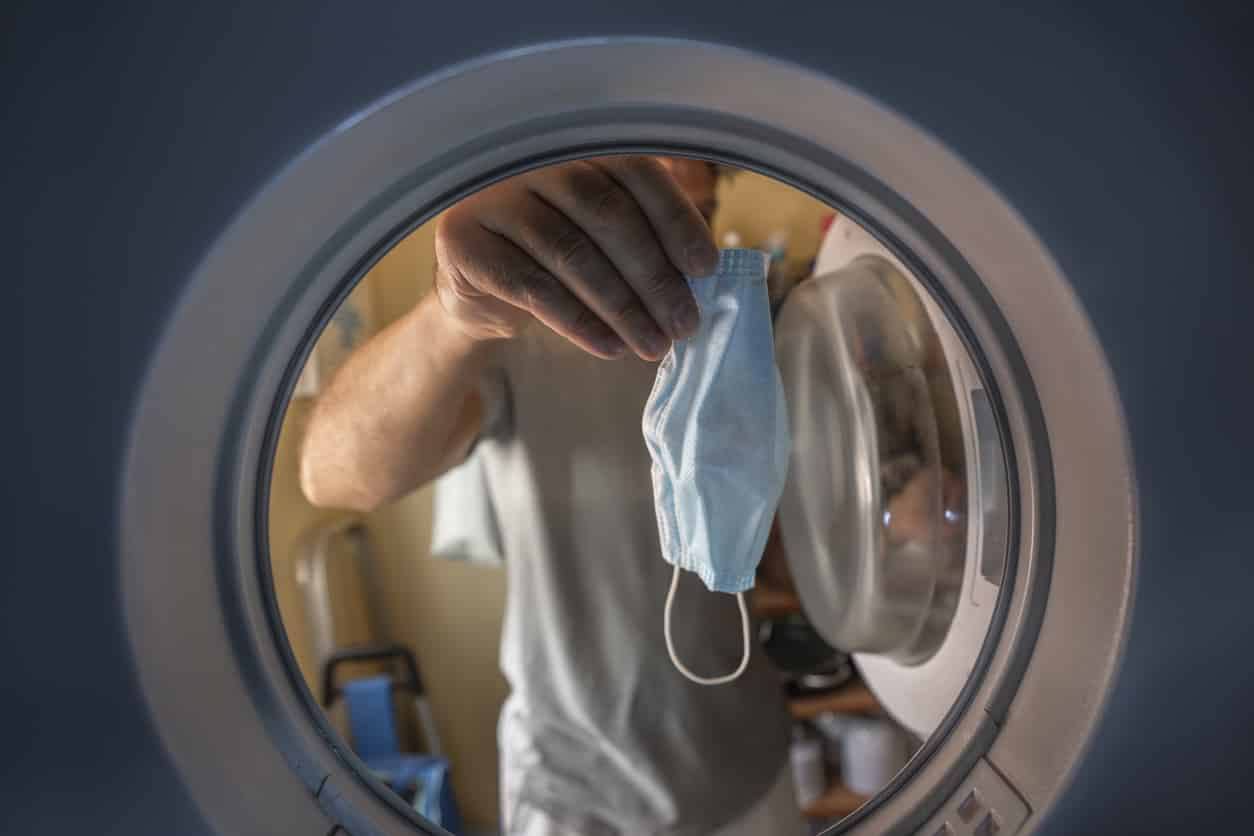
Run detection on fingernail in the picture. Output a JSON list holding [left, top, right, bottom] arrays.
[[672, 300, 700, 339], [686, 241, 719, 276]]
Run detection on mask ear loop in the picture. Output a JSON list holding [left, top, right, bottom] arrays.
[[664, 565, 751, 686]]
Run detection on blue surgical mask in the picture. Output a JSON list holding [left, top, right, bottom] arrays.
[[642, 249, 791, 685]]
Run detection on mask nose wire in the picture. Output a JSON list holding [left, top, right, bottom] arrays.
[[663, 564, 752, 686]]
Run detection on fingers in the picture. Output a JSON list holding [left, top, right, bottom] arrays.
[[528, 158, 711, 344], [437, 210, 626, 359], [594, 156, 719, 276], [436, 156, 722, 362], [478, 185, 671, 360]]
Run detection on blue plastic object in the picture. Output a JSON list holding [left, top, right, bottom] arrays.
[[343, 676, 401, 761], [342, 676, 462, 832]]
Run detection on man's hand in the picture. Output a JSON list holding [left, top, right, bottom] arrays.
[[433, 156, 719, 362]]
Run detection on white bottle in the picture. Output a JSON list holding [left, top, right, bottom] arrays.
[[789, 723, 827, 809], [840, 718, 910, 797]]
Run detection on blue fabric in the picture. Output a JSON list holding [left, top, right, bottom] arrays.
[[344, 677, 462, 831], [368, 754, 462, 832], [642, 249, 791, 594], [343, 675, 399, 760]]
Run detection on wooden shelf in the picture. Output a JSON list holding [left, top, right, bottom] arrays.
[[803, 778, 868, 820], [789, 681, 880, 720], [750, 585, 802, 617]]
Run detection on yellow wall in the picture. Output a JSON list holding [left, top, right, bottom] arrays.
[[268, 167, 833, 832], [714, 169, 832, 272]]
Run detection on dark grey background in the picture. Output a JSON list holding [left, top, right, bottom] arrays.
[[5, 2, 1252, 833]]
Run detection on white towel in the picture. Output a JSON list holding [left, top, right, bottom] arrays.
[[429, 448, 504, 566]]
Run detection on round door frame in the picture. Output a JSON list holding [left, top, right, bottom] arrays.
[[119, 39, 1134, 835]]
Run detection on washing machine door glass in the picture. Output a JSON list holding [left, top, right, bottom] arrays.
[[776, 255, 967, 667]]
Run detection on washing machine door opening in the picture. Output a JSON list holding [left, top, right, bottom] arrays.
[[264, 150, 1018, 834]]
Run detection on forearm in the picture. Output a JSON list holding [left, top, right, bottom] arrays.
[[300, 292, 496, 510]]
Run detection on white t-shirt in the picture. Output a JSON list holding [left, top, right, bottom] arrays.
[[468, 326, 790, 835]]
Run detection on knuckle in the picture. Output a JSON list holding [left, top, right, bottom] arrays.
[[610, 293, 646, 324], [587, 183, 629, 224], [565, 165, 630, 223], [434, 213, 476, 271], [469, 255, 521, 304], [516, 261, 556, 308], [434, 257, 486, 319], [437, 260, 471, 298], [550, 226, 594, 272], [640, 264, 681, 299], [434, 246, 471, 298]]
